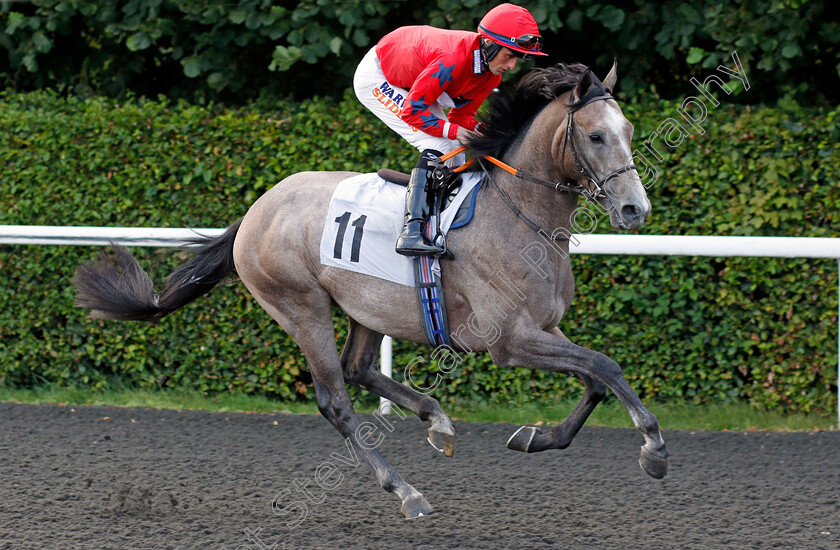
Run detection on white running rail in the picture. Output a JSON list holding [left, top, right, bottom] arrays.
[[2, 225, 838, 425]]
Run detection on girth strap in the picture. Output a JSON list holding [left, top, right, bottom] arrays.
[[413, 226, 451, 347]]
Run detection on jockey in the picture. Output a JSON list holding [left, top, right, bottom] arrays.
[[353, 3, 547, 257]]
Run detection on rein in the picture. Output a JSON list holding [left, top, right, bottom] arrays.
[[439, 92, 638, 240]]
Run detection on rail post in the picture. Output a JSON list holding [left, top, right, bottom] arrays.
[[380, 336, 393, 415]]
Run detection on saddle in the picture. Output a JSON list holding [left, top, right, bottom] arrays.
[[377, 168, 478, 230]]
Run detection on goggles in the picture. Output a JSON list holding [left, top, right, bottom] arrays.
[[478, 25, 543, 54]]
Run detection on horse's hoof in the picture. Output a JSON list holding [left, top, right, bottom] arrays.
[[506, 426, 538, 453], [401, 495, 434, 519], [427, 430, 455, 457], [639, 447, 668, 479]]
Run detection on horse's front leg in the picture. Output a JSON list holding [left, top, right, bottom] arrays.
[[491, 328, 669, 479], [508, 372, 606, 453]]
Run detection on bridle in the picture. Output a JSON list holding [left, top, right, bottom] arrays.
[[562, 92, 638, 201], [443, 88, 639, 239]]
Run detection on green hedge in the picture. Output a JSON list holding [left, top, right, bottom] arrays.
[[0, 89, 838, 412], [1, 0, 838, 102]]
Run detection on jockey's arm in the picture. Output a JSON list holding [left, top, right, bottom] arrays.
[[445, 77, 497, 139], [398, 52, 482, 141], [446, 104, 483, 140], [399, 72, 455, 139], [398, 54, 494, 143]]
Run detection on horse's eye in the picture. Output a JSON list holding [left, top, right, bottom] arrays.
[[589, 134, 603, 143]]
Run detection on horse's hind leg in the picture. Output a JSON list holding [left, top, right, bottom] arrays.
[[247, 289, 433, 518], [340, 318, 456, 457], [309, 374, 434, 519]]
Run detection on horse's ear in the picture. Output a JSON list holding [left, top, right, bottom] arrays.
[[574, 69, 594, 101], [603, 59, 618, 94]]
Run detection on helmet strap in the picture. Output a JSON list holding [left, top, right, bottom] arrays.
[[480, 39, 502, 68]]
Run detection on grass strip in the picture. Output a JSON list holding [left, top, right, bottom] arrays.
[[0, 385, 835, 432]]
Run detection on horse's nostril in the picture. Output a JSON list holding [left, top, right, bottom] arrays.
[[622, 204, 642, 220]]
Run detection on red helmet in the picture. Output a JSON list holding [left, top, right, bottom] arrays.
[[478, 3, 547, 57]]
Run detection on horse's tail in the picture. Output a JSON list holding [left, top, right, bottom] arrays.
[[73, 218, 243, 322]]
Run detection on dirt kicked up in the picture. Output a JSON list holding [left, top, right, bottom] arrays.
[[0, 402, 838, 550]]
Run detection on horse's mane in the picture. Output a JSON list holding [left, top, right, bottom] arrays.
[[467, 63, 598, 160]]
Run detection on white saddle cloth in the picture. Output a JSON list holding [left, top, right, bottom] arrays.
[[319, 172, 481, 287]]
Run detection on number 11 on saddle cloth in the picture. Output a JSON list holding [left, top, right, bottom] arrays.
[[319, 171, 482, 345]]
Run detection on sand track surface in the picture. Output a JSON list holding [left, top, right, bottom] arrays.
[[1, 402, 838, 549]]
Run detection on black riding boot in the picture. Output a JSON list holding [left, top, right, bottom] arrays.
[[396, 150, 445, 257]]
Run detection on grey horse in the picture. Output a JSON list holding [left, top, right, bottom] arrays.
[[74, 63, 669, 520]]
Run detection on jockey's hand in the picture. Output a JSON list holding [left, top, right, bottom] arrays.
[[456, 125, 479, 143]]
